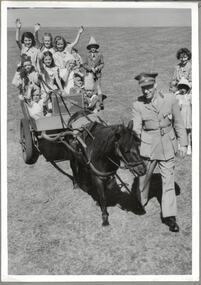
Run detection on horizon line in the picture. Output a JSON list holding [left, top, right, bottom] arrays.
[[7, 25, 191, 28]]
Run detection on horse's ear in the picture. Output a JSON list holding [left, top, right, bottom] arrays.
[[127, 120, 133, 130], [115, 125, 123, 141]]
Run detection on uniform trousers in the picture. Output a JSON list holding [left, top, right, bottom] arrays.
[[137, 157, 177, 218]]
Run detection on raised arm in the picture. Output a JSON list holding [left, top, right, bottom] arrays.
[[67, 26, 84, 53], [15, 18, 22, 50], [55, 68, 67, 91], [34, 23, 42, 49]]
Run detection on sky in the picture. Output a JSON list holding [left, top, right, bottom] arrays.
[[7, 7, 191, 27]]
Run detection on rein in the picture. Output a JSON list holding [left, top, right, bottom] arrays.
[[106, 142, 143, 176]]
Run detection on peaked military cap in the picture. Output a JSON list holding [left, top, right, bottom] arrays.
[[135, 72, 158, 87]]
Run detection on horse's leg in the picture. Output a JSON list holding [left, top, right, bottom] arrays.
[[70, 159, 79, 189], [93, 177, 109, 226]]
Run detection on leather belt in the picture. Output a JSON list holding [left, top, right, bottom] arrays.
[[144, 125, 172, 136]]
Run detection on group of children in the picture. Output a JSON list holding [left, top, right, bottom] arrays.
[[11, 21, 192, 154], [12, 19, 105, 119], [169, 47, 192, 155]]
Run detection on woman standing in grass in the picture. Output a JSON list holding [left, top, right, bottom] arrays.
[[170, 48, 192, 92]]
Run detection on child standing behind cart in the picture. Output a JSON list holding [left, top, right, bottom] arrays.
[[175, 78, 192, 155], [15, 19, 39, 68], [82, 36, 104, 108]]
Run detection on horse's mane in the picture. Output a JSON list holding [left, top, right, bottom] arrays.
[[88, 123, 125, 158]]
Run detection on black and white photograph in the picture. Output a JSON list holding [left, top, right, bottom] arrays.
[[1, 1, 199, 282]]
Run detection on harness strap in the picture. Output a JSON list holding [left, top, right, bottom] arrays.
[[50, 161, 73, 181], [115, 173, 132, 194]]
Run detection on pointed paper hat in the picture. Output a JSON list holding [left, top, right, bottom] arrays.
[[87, 36, 99, 50]]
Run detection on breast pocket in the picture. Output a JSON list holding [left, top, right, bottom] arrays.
[[163, 112, 173, 121], [140, 131, 152, 158]]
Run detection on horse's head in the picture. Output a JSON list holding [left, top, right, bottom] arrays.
[[114, 120, 146, 176]]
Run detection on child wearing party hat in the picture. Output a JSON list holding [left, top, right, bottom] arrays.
[[82, 36, 104, 109]]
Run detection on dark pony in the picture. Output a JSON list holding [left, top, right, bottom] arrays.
[[69, 114, 146, 226]]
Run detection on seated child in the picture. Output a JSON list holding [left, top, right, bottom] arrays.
[[63, 59, 84, 95], [19, 84, 51, 120], [12, 54, 39, 96], [83, 88, 99, 112], [38, 51, 64, 94], [69, 73, 84, 96]]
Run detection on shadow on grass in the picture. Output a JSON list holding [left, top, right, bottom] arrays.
[[80, 173, 181, 216]]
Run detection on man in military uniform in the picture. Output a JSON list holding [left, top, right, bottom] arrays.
[[132, 72, 187, 232]]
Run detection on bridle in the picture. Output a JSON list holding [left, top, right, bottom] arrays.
[[106, 141, 144, 176]]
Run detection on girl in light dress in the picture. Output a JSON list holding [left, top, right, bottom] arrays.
[[38, 51, 64, 93], [61, 58, 85, 95], [175, 78, 192, 155], [34, 23, 55, 56], [53, 26, 84, 69], [15, 19, 39, 68]]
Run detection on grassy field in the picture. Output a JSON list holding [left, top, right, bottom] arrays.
[[7, 27, 192, 276]]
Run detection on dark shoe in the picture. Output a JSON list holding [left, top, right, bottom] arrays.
[[161, 216, 179, 232]]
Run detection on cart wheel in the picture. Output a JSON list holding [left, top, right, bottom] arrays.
[[20, 119, 39, 164]]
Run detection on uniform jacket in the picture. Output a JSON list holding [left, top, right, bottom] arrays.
[[132, 91, 188, 160], [82, 51, 104, 79]]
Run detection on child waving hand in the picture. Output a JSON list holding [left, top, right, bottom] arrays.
[[15, 19, 39, 68]]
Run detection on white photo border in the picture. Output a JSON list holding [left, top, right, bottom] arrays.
[[1, 1, 199, 282]]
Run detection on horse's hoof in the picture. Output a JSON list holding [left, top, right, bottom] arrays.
[[102, 221, 109, 226], [102, 218, 109, 226], [73, 183, 79, 189]]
